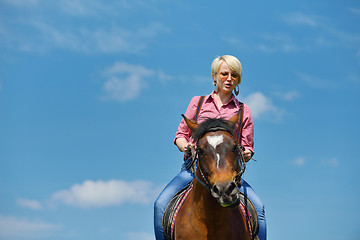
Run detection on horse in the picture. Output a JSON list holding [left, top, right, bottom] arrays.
[[173, 112, 257, 240]]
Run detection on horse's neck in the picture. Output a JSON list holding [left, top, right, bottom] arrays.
[[191, 180, 231, 219], [188, 180, 250, 239]]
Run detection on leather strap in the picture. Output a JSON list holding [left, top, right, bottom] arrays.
[[194, 96, 205, 122], [237, 102, 244, 143]]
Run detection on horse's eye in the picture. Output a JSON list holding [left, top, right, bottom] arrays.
[[232, 144, 238, 152], [197, 148, 205, 158]]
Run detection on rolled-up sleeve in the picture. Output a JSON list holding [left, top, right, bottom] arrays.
[[174, 96, 201, 144], [240, 104, 255, 155]]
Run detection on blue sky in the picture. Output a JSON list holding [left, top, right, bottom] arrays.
[[0, 0, 359, 239]]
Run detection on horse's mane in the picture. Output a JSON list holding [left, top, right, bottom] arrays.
[[192, 118, 234, 142]]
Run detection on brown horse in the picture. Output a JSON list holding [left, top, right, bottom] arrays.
[[174, 113, 256, 240]]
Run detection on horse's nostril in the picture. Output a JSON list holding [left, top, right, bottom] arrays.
[[225, 182, 237, 196], [211, 185, 220, 198], [211, 181, 238, 199]]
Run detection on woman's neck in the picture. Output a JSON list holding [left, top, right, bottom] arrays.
[[214, 91, 232, 108]]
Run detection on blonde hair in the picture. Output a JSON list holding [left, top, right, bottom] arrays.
[[211, 55, 242, 85]]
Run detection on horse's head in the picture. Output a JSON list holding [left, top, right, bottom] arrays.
[[182, 112, 245, 208]]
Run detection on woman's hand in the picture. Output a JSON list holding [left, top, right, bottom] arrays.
[[175, 138, 193, 153], [243, 149, 253, 162]]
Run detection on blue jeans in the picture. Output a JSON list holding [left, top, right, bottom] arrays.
[[154, 160, 267, 240]]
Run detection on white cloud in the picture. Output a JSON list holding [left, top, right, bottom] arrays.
[[59, 0, 111, 16], [227, 11, 360, 54], [157, 71, 174, 83], [125, 232, 155, 240], [243, 92, 283, 121], [297, 72, 337, 89], [52, 179, 155, 208], [26, 21, 168, 54], [349, 8, 360, 16], [101, 61, 172, 102], [1, 0, 170, 53], [322, 157, 339, 167], [1, 0, 39, 6], [323, 25, 360, 45], [17, 198, 43, 210], [224, 35, 300, 54], [58, 0, 161, 17], [0, 215, 60, 239], [257, 33, 300, 53], [257, 43, 299, 53], [328, 158, 339, 167], [292, 157, 339, 167], [348, 73, 360, 85], [283, 12, 319, 27], [293, 157, 306, 166], [273, 90, 300, 101], [284, 12, 360, 48], [101, 62, 153, 102]]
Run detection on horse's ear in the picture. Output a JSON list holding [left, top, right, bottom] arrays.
[[181, 114, 199, 133], [227, 111, 240, 129]]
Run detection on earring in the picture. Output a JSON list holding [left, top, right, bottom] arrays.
[[234, 85, 239, 96], [213, 81, 217, 91]]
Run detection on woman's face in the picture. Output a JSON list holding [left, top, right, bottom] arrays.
[[214, 62, 239, 94]]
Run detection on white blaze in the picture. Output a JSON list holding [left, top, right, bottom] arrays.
[[206, 135, 224, 149], [206, 135, 224, 167]]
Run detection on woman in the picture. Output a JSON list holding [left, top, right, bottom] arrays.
[[154, 55, 266, 240]]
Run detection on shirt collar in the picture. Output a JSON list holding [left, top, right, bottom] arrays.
[[209, 91, 239, 107]]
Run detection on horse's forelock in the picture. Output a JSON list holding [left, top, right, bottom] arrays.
[[193, 118, 234, 142]]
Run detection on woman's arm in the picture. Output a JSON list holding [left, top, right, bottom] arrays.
[[241, 104, 255, 162], [175, 137, 191, 153], [174, 96, 202, 150]]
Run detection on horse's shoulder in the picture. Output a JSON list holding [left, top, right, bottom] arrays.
[[162, 182, 193, 240]]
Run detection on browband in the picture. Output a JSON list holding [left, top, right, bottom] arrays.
[[199, 126, 233, 138]]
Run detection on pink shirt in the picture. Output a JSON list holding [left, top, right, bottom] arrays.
[[175, 91, 254, 154]]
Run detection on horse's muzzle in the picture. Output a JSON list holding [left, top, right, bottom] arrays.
[[210, 181, 240, 208]]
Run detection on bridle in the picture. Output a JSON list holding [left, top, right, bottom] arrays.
[[189, 134, 246, 192]]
